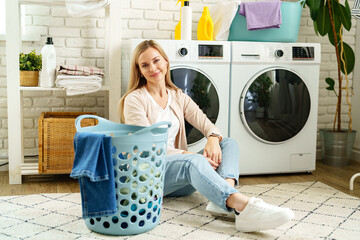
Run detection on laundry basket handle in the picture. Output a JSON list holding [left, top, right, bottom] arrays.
[[132, 121, 172, 136], [299, 0, 306, 7], [75, 114, 111, 131]]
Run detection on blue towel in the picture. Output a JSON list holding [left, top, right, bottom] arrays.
[[71, 132, 117, 219], [239, 0, 282, 31]]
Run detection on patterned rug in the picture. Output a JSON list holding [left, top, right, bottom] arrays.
[[0, 182, 359, 240]]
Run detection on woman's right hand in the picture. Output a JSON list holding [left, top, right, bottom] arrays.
[[182, 151, 219, 170]]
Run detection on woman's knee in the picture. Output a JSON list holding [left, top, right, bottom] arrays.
[[221, 137, 239, 152], [165, 185, 196, 197], [186, 154, 212, 171]]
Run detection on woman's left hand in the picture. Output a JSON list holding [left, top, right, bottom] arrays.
[[203, 137, 222, 166]]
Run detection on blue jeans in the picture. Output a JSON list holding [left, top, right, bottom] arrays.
[[71, 132, 117, 219], [163, 137, 240, 211]]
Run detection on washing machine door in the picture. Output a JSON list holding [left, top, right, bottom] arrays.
[[170, 66, 219, 146], [240, 67, 311, 144]]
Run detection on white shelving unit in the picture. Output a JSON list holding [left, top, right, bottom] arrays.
[[5, 0, 122, 184]]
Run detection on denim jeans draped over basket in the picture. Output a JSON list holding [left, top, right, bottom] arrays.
[[71, 132, 117, 218]]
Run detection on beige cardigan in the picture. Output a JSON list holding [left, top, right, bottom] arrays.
[[123, 87, 222, 155]]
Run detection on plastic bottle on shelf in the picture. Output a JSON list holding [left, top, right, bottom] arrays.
[[181, 1, 192, 40], [197, 6, 214, 41], [175, 0, 186, 40], [40, 37, 56, 88]]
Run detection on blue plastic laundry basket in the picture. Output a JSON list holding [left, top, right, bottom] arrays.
[[228, 0, 305, 42], [75, 115, 171, 235]]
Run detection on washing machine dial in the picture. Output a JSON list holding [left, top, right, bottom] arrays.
[[178, 47, 188, 57], [274, 49, 284, 58]]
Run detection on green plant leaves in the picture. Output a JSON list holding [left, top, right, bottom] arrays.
[[248, 74, 273, 108], [306, 0, 324, 21], [316, 2, 331, 36], [306, 0, 355, 131], [333, 0, 352, 31], [327, 13, 341, 46], [338, 42, 355, 74], [325, 77, 335, 90], [19, 50, 42, 71]]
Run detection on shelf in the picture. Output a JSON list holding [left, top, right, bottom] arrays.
[[19, 0, 66, 6], [19, 85, 110, 91], [21, 162, 38, 175], [0, 34, 41, 42], [6, 0, 122, 184]]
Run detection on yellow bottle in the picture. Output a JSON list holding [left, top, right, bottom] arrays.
[[175, 0, 186, 40], [197, 6, 214, 41]]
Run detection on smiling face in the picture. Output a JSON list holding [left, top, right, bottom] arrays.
[[137, 47, 168, 86]]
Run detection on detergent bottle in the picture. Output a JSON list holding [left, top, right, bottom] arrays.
[[40, 37, 56, 88], [175, 0, 186, 40], [197, 6, 214, 41], [181, 1, 192, 40]]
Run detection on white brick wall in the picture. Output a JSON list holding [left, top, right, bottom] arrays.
[[0, 5, 106, 158], [0, 0, 357, 161]]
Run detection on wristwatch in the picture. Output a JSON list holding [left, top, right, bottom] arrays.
[[209, 133, 222, 142]]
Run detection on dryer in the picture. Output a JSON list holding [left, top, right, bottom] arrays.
[[123, 40, 231, 153], [230, 42, 321, 175]]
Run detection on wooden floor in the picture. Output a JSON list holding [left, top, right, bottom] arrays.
[[1, 160, 360, 198]]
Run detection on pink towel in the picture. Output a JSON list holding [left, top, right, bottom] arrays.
[[56, 65, 104, 77], [239, 0, 282, 31]]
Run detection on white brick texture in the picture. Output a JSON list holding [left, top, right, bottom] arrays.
[[66, 38, 97, 48], [144, 11, 173, 20], [129, 20, 158, 30], [81, 29, 105, 39], [131, 0, 160, 10], [33, 16, 64, 27], [65, 18, 97, 28], [50, 27, 81, 37]]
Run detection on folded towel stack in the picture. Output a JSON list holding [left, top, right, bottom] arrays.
[[56, 65, 104, 96]]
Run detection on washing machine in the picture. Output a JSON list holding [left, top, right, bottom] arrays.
[[123, 39, 231, 153], [229, 42, 321, 175]]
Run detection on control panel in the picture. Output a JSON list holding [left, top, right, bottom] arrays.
[[292, 47, 315, 60], [232, 42, 320, 64], [198, 44, 223, 59], [172, 41, 230, 63]]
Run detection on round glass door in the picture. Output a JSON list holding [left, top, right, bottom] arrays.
[[240, 68, 311, 143], [171, 67, 219, 146]]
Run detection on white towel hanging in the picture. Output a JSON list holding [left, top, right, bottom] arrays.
[[65, 0, 111, 17], [211, 1, 241, 41]]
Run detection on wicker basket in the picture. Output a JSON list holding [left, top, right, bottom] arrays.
[[38, 112, 98, 174], [20, 71, 39, 87]]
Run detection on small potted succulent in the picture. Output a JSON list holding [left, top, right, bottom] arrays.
[[19, 50, 42, 86]]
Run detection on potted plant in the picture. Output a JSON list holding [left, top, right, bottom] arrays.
[[19, 50, 42, 87], [248, 73, 273, 118], [305, 0, 356, 166], [191, 75, 210, 112]]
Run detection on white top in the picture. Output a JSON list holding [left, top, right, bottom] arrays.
[[145, 89, 180, 149]]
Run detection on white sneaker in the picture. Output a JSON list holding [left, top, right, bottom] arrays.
[[235, 197, 294, 232], [206, 201, 235, 220]]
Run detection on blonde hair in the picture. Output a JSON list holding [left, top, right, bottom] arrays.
[[119, 40, 179, 123]]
